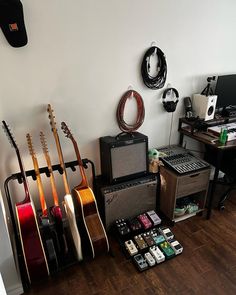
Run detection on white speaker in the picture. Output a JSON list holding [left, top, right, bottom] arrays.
[[192, 94, 217, 121], [97, 174, 157, 230]]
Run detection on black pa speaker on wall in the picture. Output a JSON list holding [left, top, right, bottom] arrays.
[[96, 174, 157, 230], [99, 132, 148, 184]]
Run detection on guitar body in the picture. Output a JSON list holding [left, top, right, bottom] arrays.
[[64, 194, 83, 261], [15, 202, 49, 282], [39, 215, 59, 273], [50, 205, 68, 258], [72, 187, 109, 258]]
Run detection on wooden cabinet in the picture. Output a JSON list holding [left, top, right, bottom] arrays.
[[159, 166, 211, 222]]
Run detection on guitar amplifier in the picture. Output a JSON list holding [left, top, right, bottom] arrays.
[[96, 174, 158, 230], [99, 132, 148, 184]]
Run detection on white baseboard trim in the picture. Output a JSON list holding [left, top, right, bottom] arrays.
[[6, 283, 23, 295]]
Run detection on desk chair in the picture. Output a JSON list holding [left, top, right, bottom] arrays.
[[204, 147, 236, 210]]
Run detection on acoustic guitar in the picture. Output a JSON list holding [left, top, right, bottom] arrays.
[[39, 131, 68, 259], [47, 104, 83, 261], [2, 121, 49, 283], [26, 133, 59, 272], [61, 121, 109, 258]]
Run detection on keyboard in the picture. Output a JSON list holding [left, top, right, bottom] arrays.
[[208, 123, 236, 141]]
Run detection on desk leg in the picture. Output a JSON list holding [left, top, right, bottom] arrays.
[[179, 133, 184, 146], [207, 149, 223, 219]]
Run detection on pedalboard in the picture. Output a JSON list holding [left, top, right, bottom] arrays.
[[114, 210, 183, 272]]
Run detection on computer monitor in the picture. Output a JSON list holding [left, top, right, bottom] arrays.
[[215, 74, 236, 110]]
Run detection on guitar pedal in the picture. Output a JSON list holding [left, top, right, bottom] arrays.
[[158, 241, 175, 259], [128, 217, 142, 233], [169, 239, 183, 255], [115, 219, 131, 237], [142, 231, 155, 247], [124, 239, 138, 256], [134, 235, 148, 251], [144, 252, 156, 267], [133, 254, 149, 271], [151, 231, 166, 245], [146, 210, 162, 226], [158, 227, 174, 241], [149, 245, 165, 264], [137, 213, 152, 230]]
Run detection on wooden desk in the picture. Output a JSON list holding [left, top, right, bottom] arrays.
[[178, 117, 236, 219]]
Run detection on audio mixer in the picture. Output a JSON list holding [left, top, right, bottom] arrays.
[[158, 145, 210, 174]]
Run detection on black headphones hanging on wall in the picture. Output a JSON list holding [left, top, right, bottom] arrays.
[[162, 87, 179, 113]]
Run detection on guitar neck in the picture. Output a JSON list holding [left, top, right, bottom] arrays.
[[27, 134, 48, 216], [71, 138, 89, 189], [53, 130, 70, 195], [43, 150, 59, 207], [31, 154, 48, 216], [15, 148, 31, 204]]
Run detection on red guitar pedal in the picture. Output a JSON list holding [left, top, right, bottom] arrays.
[[137, 213, 152, 230]]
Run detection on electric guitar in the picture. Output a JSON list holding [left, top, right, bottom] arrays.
[[47, 104, 83, 261], [61, 121, 109, 258], [26, 133, 59, 272], [39, 131, 68, 259], [2, 121, 49, 283]]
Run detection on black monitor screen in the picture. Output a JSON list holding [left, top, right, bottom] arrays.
[[215, 74, 236, 109]]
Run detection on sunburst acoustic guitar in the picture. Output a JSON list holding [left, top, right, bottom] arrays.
[[2, 121, 49, 283], [47, 104, 83, 261], [61, 121, 109, 258]]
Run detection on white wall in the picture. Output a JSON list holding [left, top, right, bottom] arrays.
[[0, 0, 236, 292]]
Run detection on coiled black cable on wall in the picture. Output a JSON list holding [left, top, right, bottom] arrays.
[[141, 46, 167, 89], [116, 90, 145, 133]]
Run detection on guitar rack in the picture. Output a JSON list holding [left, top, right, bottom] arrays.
[[3, 158, 96, 292]]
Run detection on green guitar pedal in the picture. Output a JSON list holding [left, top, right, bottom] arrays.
[[158, 241, 175, 259]]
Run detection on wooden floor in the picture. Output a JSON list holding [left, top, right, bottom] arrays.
[[26, 191, 236, 295]]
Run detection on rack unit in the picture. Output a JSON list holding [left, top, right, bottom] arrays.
[[159, 165, 211, 223], [3, 159, 95, 292]]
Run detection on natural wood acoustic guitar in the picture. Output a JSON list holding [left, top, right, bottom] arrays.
[[61, 121, 109, 258], [47, 104, 83, 261], [2, 121, 49, 283]]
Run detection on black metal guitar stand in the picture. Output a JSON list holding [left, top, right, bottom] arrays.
[[3, 158, 95, 292]]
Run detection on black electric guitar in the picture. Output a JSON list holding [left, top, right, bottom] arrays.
[[26, 133, 59, 272], [2, 121, 49, 283], [39, 131, 69, 260]]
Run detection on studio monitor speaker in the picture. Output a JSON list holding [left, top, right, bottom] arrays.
[[99, 132, 148, 184], [192, 94, 217, 121], [96, 174, 157, 230]]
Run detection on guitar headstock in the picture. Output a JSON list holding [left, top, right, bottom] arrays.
[[61, 121, 73, 140], [47, 104, 57, 132], [26, 133, 35, 157], [40, 131, 49, 154], [2, 120, 18, 151]]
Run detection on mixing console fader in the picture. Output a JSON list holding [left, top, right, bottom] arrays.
[[158, 145, 210, 174]]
